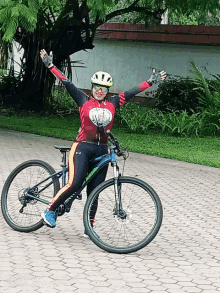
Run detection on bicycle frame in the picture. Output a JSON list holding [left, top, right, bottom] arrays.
[[25, 147, 120, 208]]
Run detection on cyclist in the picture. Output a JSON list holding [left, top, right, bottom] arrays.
[[40, 49, 166, 233]]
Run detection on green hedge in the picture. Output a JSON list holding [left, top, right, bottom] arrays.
[[154, 76, 202, 114], [115, 103, 220, 137]]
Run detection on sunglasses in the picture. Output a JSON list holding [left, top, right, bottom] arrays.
[[93, 85, 109, 92]]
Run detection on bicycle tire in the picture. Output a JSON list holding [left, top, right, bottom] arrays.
[[83, 176, 163, 254], [1, 160, 60, 232]]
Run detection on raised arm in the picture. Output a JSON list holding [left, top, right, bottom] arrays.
[[40, 49, 88, 106], [108, 69, 166, 108]]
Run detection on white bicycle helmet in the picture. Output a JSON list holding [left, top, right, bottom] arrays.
[[91, 71, 113, 87]]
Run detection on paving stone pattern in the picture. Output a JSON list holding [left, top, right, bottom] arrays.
[[0, 128, 220, 293]]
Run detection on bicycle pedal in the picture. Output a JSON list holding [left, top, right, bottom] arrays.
[[76, 193, 82, 200], [65, 197, 75, 213]]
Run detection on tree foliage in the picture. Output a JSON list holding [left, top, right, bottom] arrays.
[[0, 0, 38, 42], [168, 10, 220, 26], [1, 0, 220, 43], [104, 0, 220, 26], [0, 0, 220, 111]]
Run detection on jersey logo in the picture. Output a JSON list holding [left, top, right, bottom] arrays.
[[89, 108, 112, 127]]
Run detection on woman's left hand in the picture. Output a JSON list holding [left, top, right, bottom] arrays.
[[148, 69, 167, 85]]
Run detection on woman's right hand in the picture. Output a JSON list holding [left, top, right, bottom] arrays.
[[40, 49, 53, 68]]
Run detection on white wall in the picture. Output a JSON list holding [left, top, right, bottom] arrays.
[[70, 39, 220, 96], [7, 41, 24, 76], [11, 39, 220, 97]]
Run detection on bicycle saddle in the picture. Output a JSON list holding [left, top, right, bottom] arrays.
[[53, 145, 71, 152]]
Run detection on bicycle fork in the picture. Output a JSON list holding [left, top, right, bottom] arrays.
[[112, 163, 126, 219]]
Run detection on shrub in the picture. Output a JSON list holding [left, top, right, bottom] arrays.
[[116, 102, 158, 133], [190, 61, 220, 114], [50, 86, 79, 116], [116, 102, 220, 137], [162, 111, 204, 137], [189, 61, 220, 136], [0, 72, 21, 106], [199, 110, 220, 136], [154, 75, 202, 114]]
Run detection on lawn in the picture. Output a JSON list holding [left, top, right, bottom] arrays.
[[0, 114, 219, 168]]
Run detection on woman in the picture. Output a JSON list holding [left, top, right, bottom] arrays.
[[40, 49, 166, 232]]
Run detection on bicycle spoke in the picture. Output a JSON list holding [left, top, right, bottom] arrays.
[[84, 177, 162, 253], [1, 160, 59, 232]]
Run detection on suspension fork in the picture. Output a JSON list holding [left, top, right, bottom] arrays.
[[112, 162, 122, 213]]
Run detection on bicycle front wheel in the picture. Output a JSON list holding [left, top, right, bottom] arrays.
[[1, 160, 60, 232], [83, 176, 163, 254]]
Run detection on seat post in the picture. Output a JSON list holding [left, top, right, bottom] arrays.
[[60, 151, 67, 168], [53, 145, 71, 185], [60, 150, 68, 187]]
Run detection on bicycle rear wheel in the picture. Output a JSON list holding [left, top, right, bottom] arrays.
[[83, 176, 163, 254], [1, 160, 60, 232]]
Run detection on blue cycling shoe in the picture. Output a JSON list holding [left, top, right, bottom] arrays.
[[41, 210, 57, 228]]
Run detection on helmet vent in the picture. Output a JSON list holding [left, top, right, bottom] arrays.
[[91, 71, 113, 87]]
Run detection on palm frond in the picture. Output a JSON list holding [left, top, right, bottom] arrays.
[[3, 17, 19, 42], [189, 60, 213, 104]]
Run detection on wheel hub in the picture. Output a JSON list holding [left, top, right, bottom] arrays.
[[114, 207, 132, 223], [18, 188, 39, 205]]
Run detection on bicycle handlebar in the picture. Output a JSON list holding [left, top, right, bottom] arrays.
[[106, 130, 127, 158], [106, 130, 116, 141], [106, 130, 119, 148]]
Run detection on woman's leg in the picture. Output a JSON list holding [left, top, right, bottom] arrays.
[[48, 142, 89, 211], [42, 142, 89, 227], [86, 145, 108, 227]]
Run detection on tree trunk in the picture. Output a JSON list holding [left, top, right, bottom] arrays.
[[0, 41, 7, 69], [9, 35, 74, 111], [2, 1, 96, 111]]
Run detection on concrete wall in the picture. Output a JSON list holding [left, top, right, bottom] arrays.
[[70, 39, 220, 96], [10, 38, 220, 99], [7, 41, 24, 76]]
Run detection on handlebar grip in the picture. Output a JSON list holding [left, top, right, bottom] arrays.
[[106, 130, 120, 149], [106, 130, 127, 158], [106, 130, 112, 135], [106, 130, 115, 140]]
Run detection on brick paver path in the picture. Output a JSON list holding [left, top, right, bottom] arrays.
[[0, 128, 220, 293]]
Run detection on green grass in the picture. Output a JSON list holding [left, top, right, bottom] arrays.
[[0, 115, 80, 140], [113, 130, 220, 168], [0, 114, 220, 168]]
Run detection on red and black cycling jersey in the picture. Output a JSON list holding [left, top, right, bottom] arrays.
[[50, 66, 151, 144]]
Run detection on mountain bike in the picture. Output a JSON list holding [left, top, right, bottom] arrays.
[[1, 131, 163, 254]]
